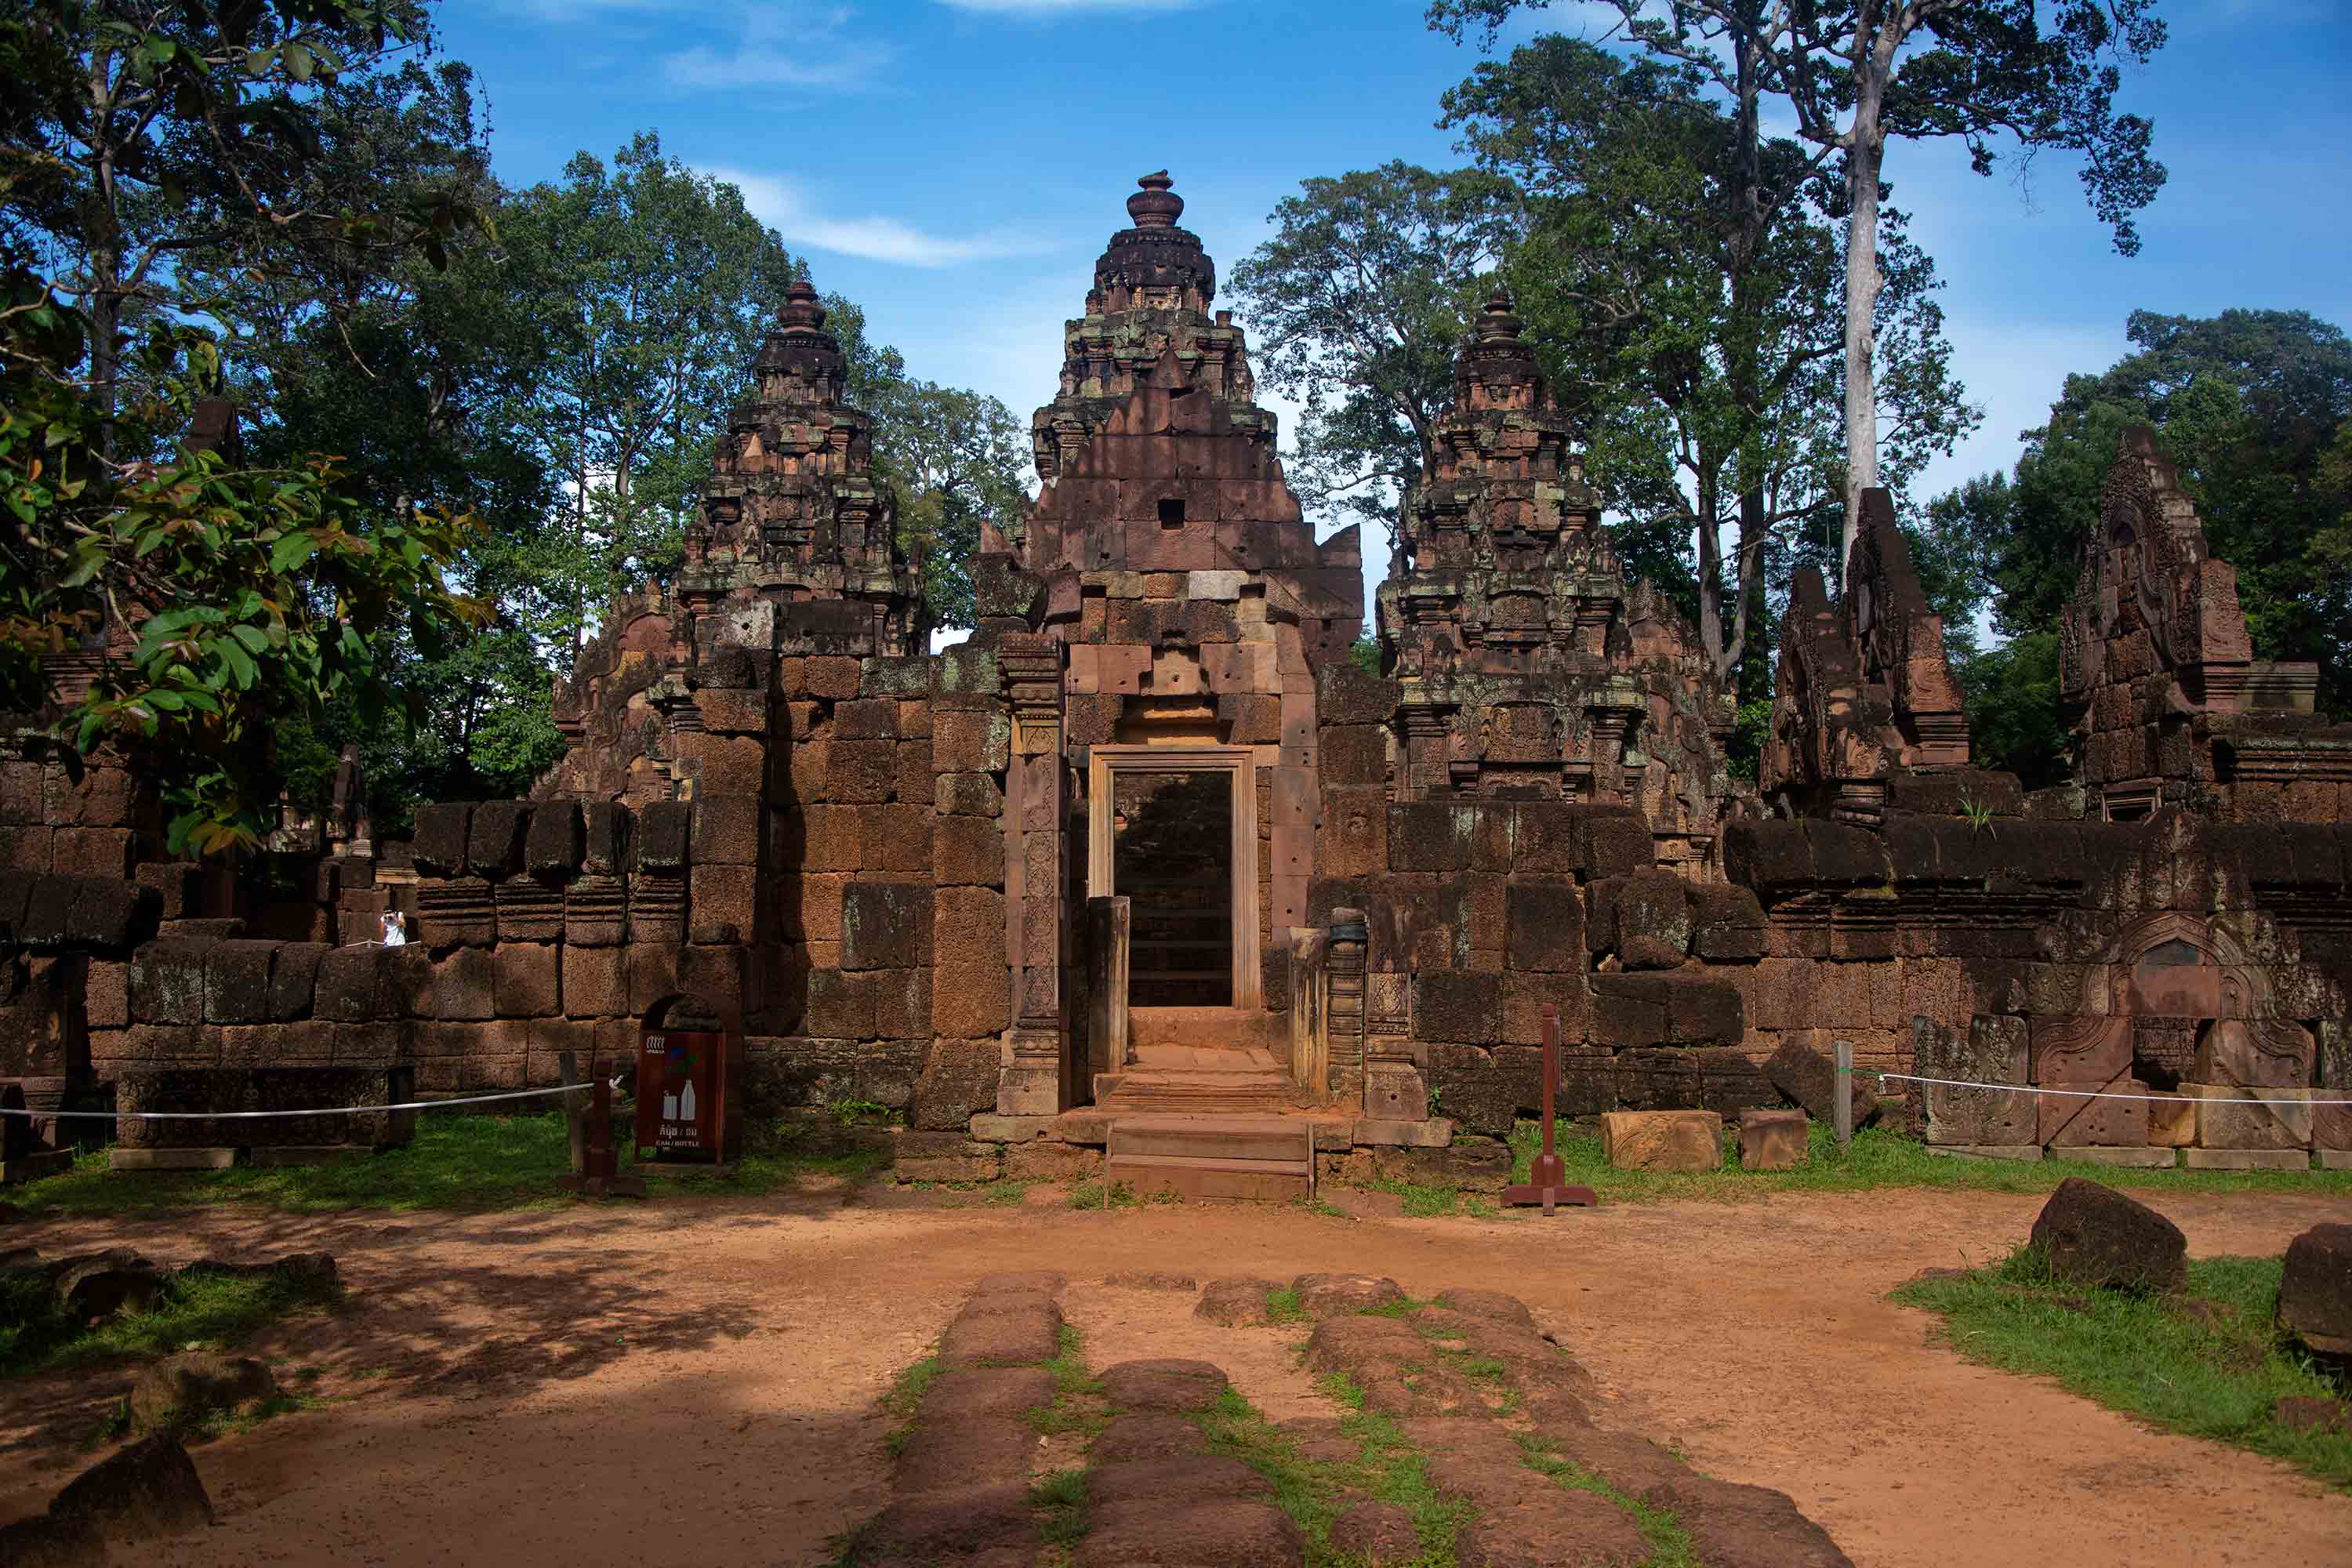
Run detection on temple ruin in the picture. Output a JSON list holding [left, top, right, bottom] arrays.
[[4, 173, 2349, 1186]]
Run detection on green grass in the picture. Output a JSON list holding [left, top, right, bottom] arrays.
[[1029, 1325, 1109, 1440], [1895, 1247, 2352, 1490], [1501, 1120, 2352, 1205], [1370, 1180, 1464, 1218], [1068, 1179, 1144, 1210], [1265, 1287, 1312, 1325], [1517, 1435, 1701, 1568], [1033, 1467, 1090, 1545], [6, 1112, 892, 1218], [0, 1265, 343, 1382]]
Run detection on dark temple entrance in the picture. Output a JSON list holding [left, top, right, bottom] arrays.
[[1112, 771, 1234, 1007]]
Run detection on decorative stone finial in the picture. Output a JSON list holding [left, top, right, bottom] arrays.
[[779, 277, 826, 331], [1127, 170, 1183, 229], [1478, 286, 1523, 339]]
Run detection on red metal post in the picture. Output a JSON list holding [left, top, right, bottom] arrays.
[[1504, 1002, 1596, 1211]]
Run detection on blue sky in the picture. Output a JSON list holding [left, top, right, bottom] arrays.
[[439, 0, 2352, 606]]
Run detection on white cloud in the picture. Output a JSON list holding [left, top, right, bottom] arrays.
[[659, 5, 891, 92], [707, 166, 1058, 267]]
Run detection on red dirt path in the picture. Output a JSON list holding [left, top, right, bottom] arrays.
[[1, 1184, 2345, 1567]]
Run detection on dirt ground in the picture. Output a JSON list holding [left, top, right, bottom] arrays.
[[2, 1182, 2347, 1567]]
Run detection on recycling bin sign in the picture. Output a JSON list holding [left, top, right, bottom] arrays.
[[633, 1030, 731, 1162]]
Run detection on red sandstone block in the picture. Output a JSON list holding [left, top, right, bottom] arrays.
[[562, 944, 627, 1018], [626, 944, 680, 1017], [935, 886, 1006, 971], [677, 944, 745, 1019], [897, 699, 934, 739], [874, 967, 932, 1038], [805, 969, 876, 1038], [85, 959, 129, 1029], [833, 698, 900, 739], [689, 862, 760, 945], [691, 793, 762, 866], [797, 805, 862, 872], [0, 826, 53, 873], [694, 687, 767, 735], [826, 739, 897, 804], [934, 815, 1005, 887], [895, 739, 934, 801], [804, 657, 862, 700], [861, 804, 935, 874], [432, 948, 495, 1022], [934, 710, 1011, 774], [941, 957, 1017, 1042]]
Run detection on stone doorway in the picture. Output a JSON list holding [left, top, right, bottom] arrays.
[[1112, 771, 1233, 1007], [1086, 745, 1260, 1011]]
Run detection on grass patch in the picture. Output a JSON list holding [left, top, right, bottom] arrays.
[[1504, 1120, 2352, 1206], [1265, 1287, 1312, 1326], [1030, 1324, 1109, 1441], [1895, 1246, 2352, 1490], [1518, 1435, 1701, 1568], [0, 1266, 343, 1382], [1033, 1467, 1090, 1546], [979, 1181, 1029, 1207], [1068, 1179, 1143, 1210], [1371, 1180, 1461, 1218], [1357, 1295, 1437, 1319], [9, 1112, 894, 1218]]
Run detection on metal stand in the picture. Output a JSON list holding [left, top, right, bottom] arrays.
[[1502, 1004, 1597, 1213], [556, 1062, 646, 1199]]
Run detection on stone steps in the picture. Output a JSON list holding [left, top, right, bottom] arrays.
[[1106, 1115, 1315, 1202]]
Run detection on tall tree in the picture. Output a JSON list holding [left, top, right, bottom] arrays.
[[1225, 162, 1514, 559], [1443, 34, 1972, 691], [1431, 0, 2169, 568], [1941, 308, 2352, 731], [8, 0, 477, 445]]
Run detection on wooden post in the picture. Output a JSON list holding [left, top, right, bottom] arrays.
[[1834, 1039, 1855, 1148], [1502, 1004, 1596, 1211], [558, 1050, 588, 1176]]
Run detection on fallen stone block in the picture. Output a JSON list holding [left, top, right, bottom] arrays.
[[1073, 1497, 1303, 1568], [1195, 1277, 1283, 1327], [1329, 1500, 1421, 1566], [1739, 1108, 1809, 1171], [1291, 1272, 1405, 1316], [1098, 1358, 1228, 1413], [129, 1352, 280, 1433], [48, 1433, 213, 1543], [2279, 1223, 2352, 1360], [1089, 1413, 1209, 1465], [1599, 1110, 1723, 1172], [2029, 1176, 2185, 1293], [891, 1413, 1033, 1497], [917, 1367, 1054, 1421]]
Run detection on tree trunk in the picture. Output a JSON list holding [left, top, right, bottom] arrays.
[[1841, 20, 1897, 583], [1695, 463, 1726, 674]]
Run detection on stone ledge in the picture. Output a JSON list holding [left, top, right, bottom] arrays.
[[110, 1148, 236, 1171], [1924, 1144, 2043, 1163], [2182, 1148, 2311, 1171], [2049, 1145, 2176, 1168]]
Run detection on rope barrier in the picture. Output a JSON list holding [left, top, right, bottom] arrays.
[[1871, 1071, 2352, 1108], [0, 1080, 623, 1121]]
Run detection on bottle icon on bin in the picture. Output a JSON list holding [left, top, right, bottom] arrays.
[[656, 1040, 697, 1137]]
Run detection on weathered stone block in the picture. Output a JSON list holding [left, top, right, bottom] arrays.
[[913, 1039, 1001, 1130], [129, 940, 212, 1025], [1416, 972, 1500, 1045], [524, 800, 583, 873], [934, 886, 1006, 972], [1599, 1110, 1722, 1171], [691, 793, 762, 866], [2187, 1083, 2311, 1150], [410, 802, 470, 877], [467, 800, 528, 878], [562, 944, 627, 1018], [1740, 1109, 1809, 1171], [1504, 880, 1582, 974], [934, 962, 1010, 1040], [2279, 1223, 2352, 1357], [689, 863, 760, 946], [493, 943, 560, 1019], [202, 940, 278, 1025], [633, 800, 692, 872], [806, 970, 877, 1040], [1920, 1014, 2034, 1145], [1388, 803, 1471, 872], [434, 947, 495, 1022], [846, 882, 932, 971], [2030, 1177, 2185, 1292]]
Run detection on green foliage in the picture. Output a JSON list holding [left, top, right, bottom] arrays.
[[1440, 33, 1973, 688], [1896, 1247, 2352, 1490], [1262, 1287, 1311, 1324], [1228, 162, 1514, 553], [1348, 636, 1384, 677], [0, 1259, 342, 1382]]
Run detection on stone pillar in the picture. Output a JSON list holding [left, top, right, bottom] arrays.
[[1287, 926, 1328, 1098], [999, 634, 1068, 1115], [1086, 895, 1130, 1080], [1363, 956, 1428, 1121], [1326, 909, 1367, 1102]]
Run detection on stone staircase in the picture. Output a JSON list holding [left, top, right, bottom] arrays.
[[1089, 1007, 1316, 1199], [1104, 1113, 1316, 1201]]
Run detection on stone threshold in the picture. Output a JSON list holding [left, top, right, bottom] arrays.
[[969, 1109, 1454, 1152]]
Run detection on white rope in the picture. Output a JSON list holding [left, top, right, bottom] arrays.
[[0, 1080, 622, 1121], [1873, 1071, 2352, 1108]]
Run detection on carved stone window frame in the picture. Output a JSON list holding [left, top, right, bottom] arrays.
[[1084, 743, 1261, 1010]]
